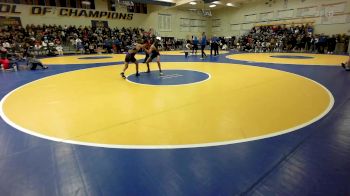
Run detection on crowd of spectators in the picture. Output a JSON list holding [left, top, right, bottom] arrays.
[[162, 38, 184, 51], [0, 24, 153, 59], [1, 23, 349, 71], [237, 24, 349, 54], [0, 24, 159, 71]]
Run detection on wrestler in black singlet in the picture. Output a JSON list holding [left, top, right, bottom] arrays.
[[149, 42, 160, 60], [120, 42, 144, 79], [125, 45, 138, 63]]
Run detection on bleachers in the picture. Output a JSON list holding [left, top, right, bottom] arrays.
[[237, 24, 349, 54], [0, 25, 153, 58]]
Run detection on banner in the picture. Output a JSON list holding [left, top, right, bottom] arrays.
[[91, 20, 109, 28], [0, 16, 21, 27], [0, 3, 133, 20]]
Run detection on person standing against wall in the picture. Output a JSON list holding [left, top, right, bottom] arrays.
[[200, 32, 207, 59], [192, 36, 198, 55], [210, 35, 219, 56], [210, 35, 216, 56], [214, 37, 220, 56]]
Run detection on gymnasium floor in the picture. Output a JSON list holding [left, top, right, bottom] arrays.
[[0, 51, 349, 195]]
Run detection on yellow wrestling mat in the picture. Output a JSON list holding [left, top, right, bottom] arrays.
[[0, 62, 333, 148], [40, 54, 144, 65], [161, 50, 229, 55], [226, 53, 348, 66]]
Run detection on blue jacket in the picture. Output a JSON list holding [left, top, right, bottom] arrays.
[[201, 35, 207, 45], [193, 37, 198, 45]]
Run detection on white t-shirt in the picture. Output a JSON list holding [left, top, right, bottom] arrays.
[[75, 39, 82, 45], [56, 46, 63, 51], [3, 42, 10, 48], [34, 44, 41, 50]]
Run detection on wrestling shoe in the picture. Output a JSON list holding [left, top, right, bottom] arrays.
[[120, 72, 126, 79]]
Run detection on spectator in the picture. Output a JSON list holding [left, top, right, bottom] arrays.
[[341, 55, 350, 71], [27, 54, 48, 70], [192, 36, 198, 55], [327, 35, 336, 54], [56, 44, 63, 56], [1, 55, 18, 71], [200, 32, 207, 59], [89, 43, 96, 54], [185, 40, 192, 58], [0, 46, 8, 58]]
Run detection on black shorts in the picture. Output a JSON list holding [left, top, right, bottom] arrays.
[[150, 51, 160, 60], [125, 53, 136, 63]]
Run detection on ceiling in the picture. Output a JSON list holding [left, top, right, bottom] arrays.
[[122, 0, 266, 12], [127, 0, 175, 6], [175, 0, 242, 11], [131, 0, 258, 9], [175, 0, 264, 12]]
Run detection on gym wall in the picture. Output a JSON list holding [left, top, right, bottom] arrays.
[[2, 0, 348, 39], [0, 1, 209, 39], [212, 0, 350, 37]]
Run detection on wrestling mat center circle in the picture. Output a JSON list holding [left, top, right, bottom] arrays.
[[127, 69, 210, 86]]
